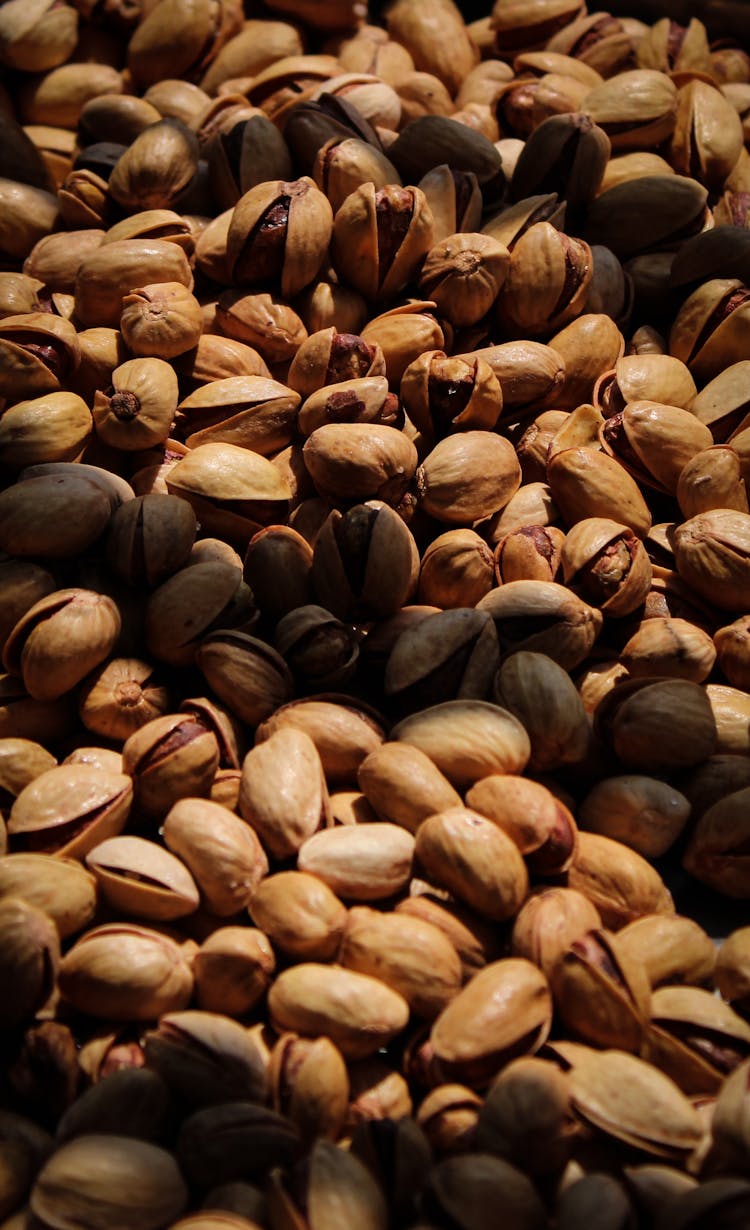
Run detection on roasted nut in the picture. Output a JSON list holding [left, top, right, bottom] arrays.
[[59, 923, 194, 1020], [163, 798, 268, 917]]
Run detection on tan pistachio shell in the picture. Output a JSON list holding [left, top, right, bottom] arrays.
[[267, 964, 410, 1060], [430, 958, 552, 1089]]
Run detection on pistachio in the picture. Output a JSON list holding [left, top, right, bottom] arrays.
[[311, 501, 419, 621], [414, 807, 528, 922], [493, 651, 589, 773], [163, 797, 268, 917], [551, 928, 651, 1052], [0, 896, 59, 1027], [568, 1049, 703, 1162], [59, 924, 193, 1020], [193, 927, 274, 1019], [477, 579, 603, 672], [78, 658, 170, 744], [249, 870, 346, 962], [85, 836, 199, 922], [94, 357, 179, 452], [416, 432, 521, 524], [566, 831, 674, 928], [643, 985, 750, 1095], [561, 516, 652, 616], [298, 823, 414, 902], [714, 929, 750, 1019], [430, 959, 552, 1089], [239, 728, 329, 861], [340, 906, 462, 1020], [227, 177, 332, 298], [511, 887, 602, 979], [682, 786, 750, 898], [144, 1010, 267, 1108], [468, 774, 577, 874], [31, 1135, 188, 1230], [0, 852, 96, 940], [268, 964, 410, 1060], [393, 700, 531, 790], [8, 764, 132, 861]]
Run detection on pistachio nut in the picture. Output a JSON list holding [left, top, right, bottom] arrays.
[[243, 525, 313, 622], [429, 959, 552, 1089], [568, 1049, 703, 1162], [467, 774, 577, 874], [599, 401, 713, 496], [476, 1055, 575, 1180], [122, 713, 221, 819], [238, 727, 330, 861], [93, 357, 179, 452], [194, 926, 275, 1018], [8, 764, 132, 860], [511, 887, 602, 980], [616, 914, 716, 990], [547, 446, 652, 538], [579, 775, 691, 860], [268, 964, 410, 1060], [392, 700, 531, 790], [416, 431, 521, 525], [297, 823, 414, 902], [682, 785, 750, 898], [166, 441, 291, 547], [303, 422, 417, 507], [0, 392, 90, 470], [78, 658, 170, 743], [215, 290, 307, 366], [0, 852, 96, 940], [120, 282, 203, 360], [496, 221, 592, 337], [58, 923, 193, 1021], [418, 529, 496, 609], [385, 608, 498, 712], [643, 985, 750, 1095], [145, 561, 251, 669], [55, 1067, 172, 1146], [560, 516, 652, 616], [673, 509, 750, 613], [477, 579, 603, 671], [311, 501, 419, 621], [414, 807, 528, 922], [227, 177, 332, 297], [620, 617, 717, 684], [357, 743, 461, 834], [671, 80, 744, 189], [0, 312, 80, 403], [331, 182, 433, 303], [144, 1010, 268, 1108], [340, 906, 462, 1020], [249, 870, 346, 962], [85, 836, 199, 922], [31, 1135, 187, 1230], [162, 797, 266, 915], [401, 352, 503, 441], [550, 927, 651, 1053], [493, 651, 589, 774], [715, 928, 750, 1019], [269, 1032, 348, 1146], [566, 831, 674, 928], [0, 895, 59, 1027]]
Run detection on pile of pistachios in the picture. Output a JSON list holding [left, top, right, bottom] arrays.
[[2, 0, 750, 1225]]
